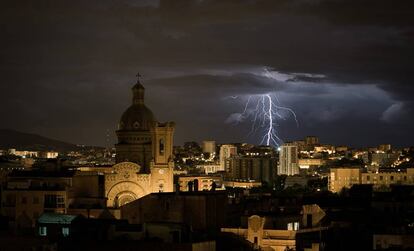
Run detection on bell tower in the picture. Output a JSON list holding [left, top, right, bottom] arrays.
[[150, 122, 175, 193], [151, 122, 175, 166]]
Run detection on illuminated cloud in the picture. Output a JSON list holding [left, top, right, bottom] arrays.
[[381, 102, 411, 123]]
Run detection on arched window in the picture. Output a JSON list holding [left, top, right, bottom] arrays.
[[159, 138, 165, 155]]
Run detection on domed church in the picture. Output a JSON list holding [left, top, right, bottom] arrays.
[[104, 77, 175, 208]]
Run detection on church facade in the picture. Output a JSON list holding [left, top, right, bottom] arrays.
[[104, 79, 175, 208]]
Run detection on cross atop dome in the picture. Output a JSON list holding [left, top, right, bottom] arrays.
[[133, 72, 145, 90], [132, 72, 145, 104]]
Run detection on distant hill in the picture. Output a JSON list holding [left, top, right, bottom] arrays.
[[0, 129, 79, 152]]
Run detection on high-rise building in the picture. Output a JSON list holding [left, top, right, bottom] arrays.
[[227, 156, 277, 184], [202, 140, 216, 154], [219, 144, 237, 171], [278, 143, 299, 176]]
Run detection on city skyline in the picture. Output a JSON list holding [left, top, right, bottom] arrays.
[[1, 1, 413, 147]]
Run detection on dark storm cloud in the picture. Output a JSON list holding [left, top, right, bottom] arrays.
[[149, 73, 284, 95], [0, 0, 413, 146]]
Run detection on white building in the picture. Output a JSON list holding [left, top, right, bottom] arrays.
[[219, 144, 237, 171], [278, 143, 299, 176]]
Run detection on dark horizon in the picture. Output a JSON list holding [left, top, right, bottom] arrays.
[[1, 0, 413, 147]]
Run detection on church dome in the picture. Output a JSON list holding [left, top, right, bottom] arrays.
[[118, 81, 156, 131]]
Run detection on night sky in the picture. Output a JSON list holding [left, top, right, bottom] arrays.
[[1, 0, 413, 147]]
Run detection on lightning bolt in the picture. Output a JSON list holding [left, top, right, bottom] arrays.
[[231, 93, 298, 147], [265, 94, 274, 146]]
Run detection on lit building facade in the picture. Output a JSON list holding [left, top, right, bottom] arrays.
[[219, 144, 237, 171], [221, 215, 296, 251], [314, 145, 335, 154], [6, 149, 59, 159], [329, 168, 414, 193], [107, 79, 175, 208], [223, 180, 262, 189], [222, 205, 327, 251], [371, 152, 400, 167], [278, 143, 299, 176], [178, 175, 223, 191], [227, 156, 277, 184], [298, 158, 325, 169]]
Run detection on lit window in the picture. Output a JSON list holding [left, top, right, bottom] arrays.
[[39, 226, 47, 236], [294, 222, 299, 230], [287, 222, 299, 231], [62, 227, 69, 237]]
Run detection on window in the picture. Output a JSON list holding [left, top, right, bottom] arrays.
[[159, 138, 165, 155], [294, 222, 299, 230], [366, 175, 370, 181], [62, 227, 70, 237], [21, 196, 27, 204], [287, 222, 299, 230], [39, 226, 47, 236], [380, 176, 383, 181], [44, 194, 65, 208], [390, 176, 394, 181]]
